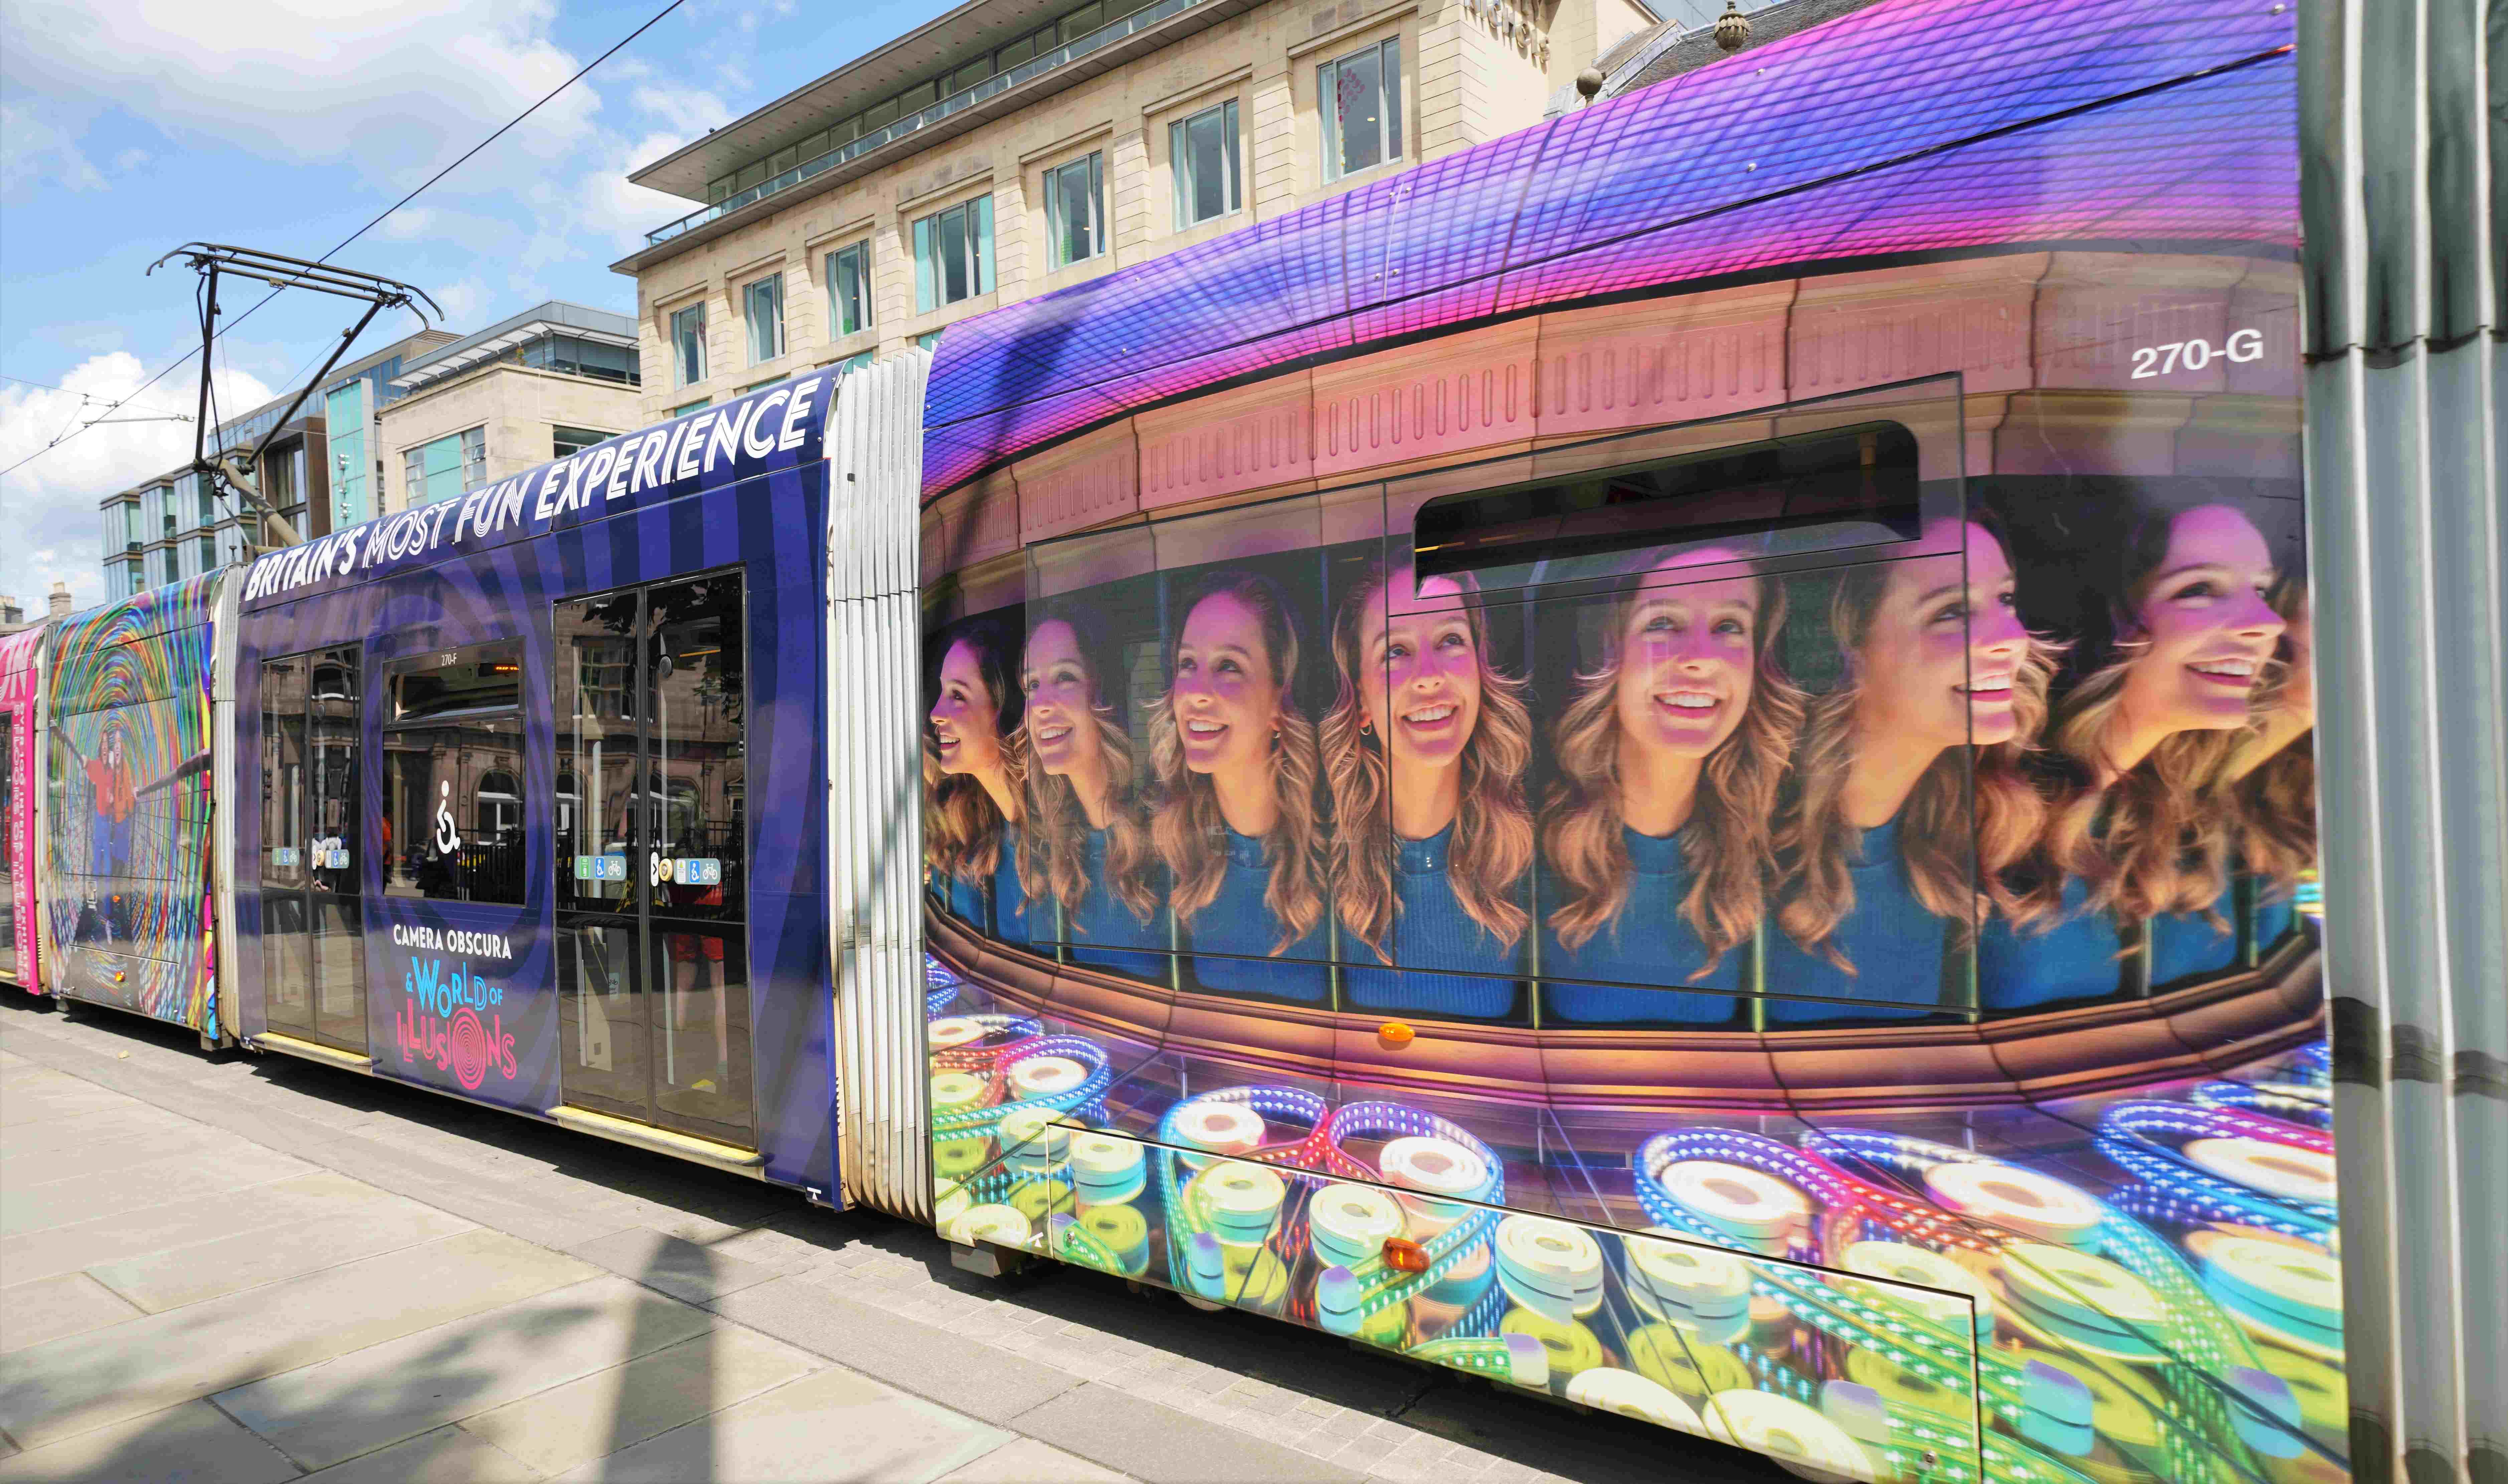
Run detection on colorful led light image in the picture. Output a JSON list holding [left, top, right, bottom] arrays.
[[925, 955, 2341, 1484], [920, 0, 2298, 498]]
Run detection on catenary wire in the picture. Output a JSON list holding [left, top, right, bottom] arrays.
[[0, 0, 689, 484]]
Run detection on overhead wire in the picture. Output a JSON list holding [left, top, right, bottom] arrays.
[[0, 0, 690, 484]]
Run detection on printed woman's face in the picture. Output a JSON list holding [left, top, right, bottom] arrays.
[[928, 640, 1003, 778], [2121, 504, 2286, 735], [1856, 521, 2027, 750], [1613, 551, 1759, 762], [1358, 575, 1482, 772], [1171, 591, 1280, 779], [1021, 620, 1102, 778]]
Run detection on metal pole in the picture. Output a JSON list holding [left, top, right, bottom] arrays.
[[2299, 4, 2504, 1483]]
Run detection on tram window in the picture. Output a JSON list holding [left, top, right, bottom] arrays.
[[389, 640, 524, 721], [381, 643, 529, 906], [259, 645, 367, 1052], [260, 657, 309, 892], [1413, 421, 1921, 592], [647, 572, 746, 927]]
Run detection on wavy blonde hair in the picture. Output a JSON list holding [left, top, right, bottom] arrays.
[[1542, 563, 1805, 975], [923, 621, 1024, 898], [1146, 571, 1324, 953], [1016, 611, 1158, 928], [1321, 561, 1537, 964], [1773, 552, 2064, 973]]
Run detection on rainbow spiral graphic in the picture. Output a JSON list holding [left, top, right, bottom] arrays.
[[43, 575, 220, 1035]]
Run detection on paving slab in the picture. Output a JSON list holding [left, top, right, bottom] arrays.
[[938, 1435, 1136, 1483], [0, 1227, 598, 1448], [0, 1168, 403, 1287], [566, 1225, 786, 1306], [0, 1103, 196, 1160], [544, 1364, 1013, 1484], [0, 1272, 142, 1353], [0, 1117, 236, 1187], [0, 1142, 313, 1237], [212, 1273, 712, 1470], [1010, 1381, 1374, 1484], [0, 1399, 297, 1484], [84, 1195, 476, 1313], [710, 1275, 1083, 1426], [458, 1323, 823, 1475], [0, 1080, 127, 1127], [296, 1424, 545, 1483]]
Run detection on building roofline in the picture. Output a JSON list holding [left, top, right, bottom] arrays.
[[613, 0, 1259, 274], [387, 301, 636, 392], [627, 0, 1058, 200]]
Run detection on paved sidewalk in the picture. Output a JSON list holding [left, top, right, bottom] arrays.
[[0, 995, 1784, 1483]]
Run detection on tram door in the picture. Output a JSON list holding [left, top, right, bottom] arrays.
[[554, 572, 752, 1147], [258, 648, 367, 1050]]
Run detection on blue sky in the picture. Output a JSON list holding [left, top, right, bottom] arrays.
[[0, 0, 957, 611]]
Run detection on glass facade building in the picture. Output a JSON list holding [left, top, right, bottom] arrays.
[[97, 330, 454, 596]]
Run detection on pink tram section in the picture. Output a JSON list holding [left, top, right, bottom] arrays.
[[911, 2, 2338, 1483], [1, 622, 44, 995]]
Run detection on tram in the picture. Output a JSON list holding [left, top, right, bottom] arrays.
[[4, 0, 2372, 1479]]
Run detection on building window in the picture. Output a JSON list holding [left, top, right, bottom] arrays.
[[1043, 152, 1105, 270], [1171, 101, 1241, 227], [673, 398, 711, 417], [671, 303, 707, 386], [198, 534, 217, 571], [554, 426, 611, 458], [913, 195, 994, 313], [833, 350, 875, 374], [405, 426, 486, 507], [519, 334, 640, 386], [917, 331, 943, 352], [1320, 38, 1402, 182], [324, 381, 369, 527], [826, 242, 871, 339], [743, 273, 785, 365]]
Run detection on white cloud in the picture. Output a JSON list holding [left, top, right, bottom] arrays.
[[430, 276, 493, 326], [630, 83, 731, 140], [0, 0, 605, 192], [0, 351, 275, 611]]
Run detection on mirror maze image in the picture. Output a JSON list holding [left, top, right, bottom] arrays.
[[915, 2, 2346, 1481]]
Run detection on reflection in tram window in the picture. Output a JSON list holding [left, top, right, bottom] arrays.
[[381, 641, 529, 906]]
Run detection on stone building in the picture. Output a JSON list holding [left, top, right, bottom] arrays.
[[610, 0, 1680, 422], [373, 303, 643, 513]]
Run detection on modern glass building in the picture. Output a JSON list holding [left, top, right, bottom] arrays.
[[95, 329, 457, 596]]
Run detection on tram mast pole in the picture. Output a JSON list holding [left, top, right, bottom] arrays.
[[146, 244, 443, 551]]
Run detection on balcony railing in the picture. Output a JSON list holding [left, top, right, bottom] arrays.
[[644, 0, 1215, 247]]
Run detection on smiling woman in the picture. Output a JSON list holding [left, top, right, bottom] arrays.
[[1020, 608, 1163, 977], [1537, 546, 1801, 1022], [1765, 518, 2061, 1019], [1324, 559, 1534, 1017], [1149, 571, 1325, 998], [1978, 486, 2304, 1009]]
